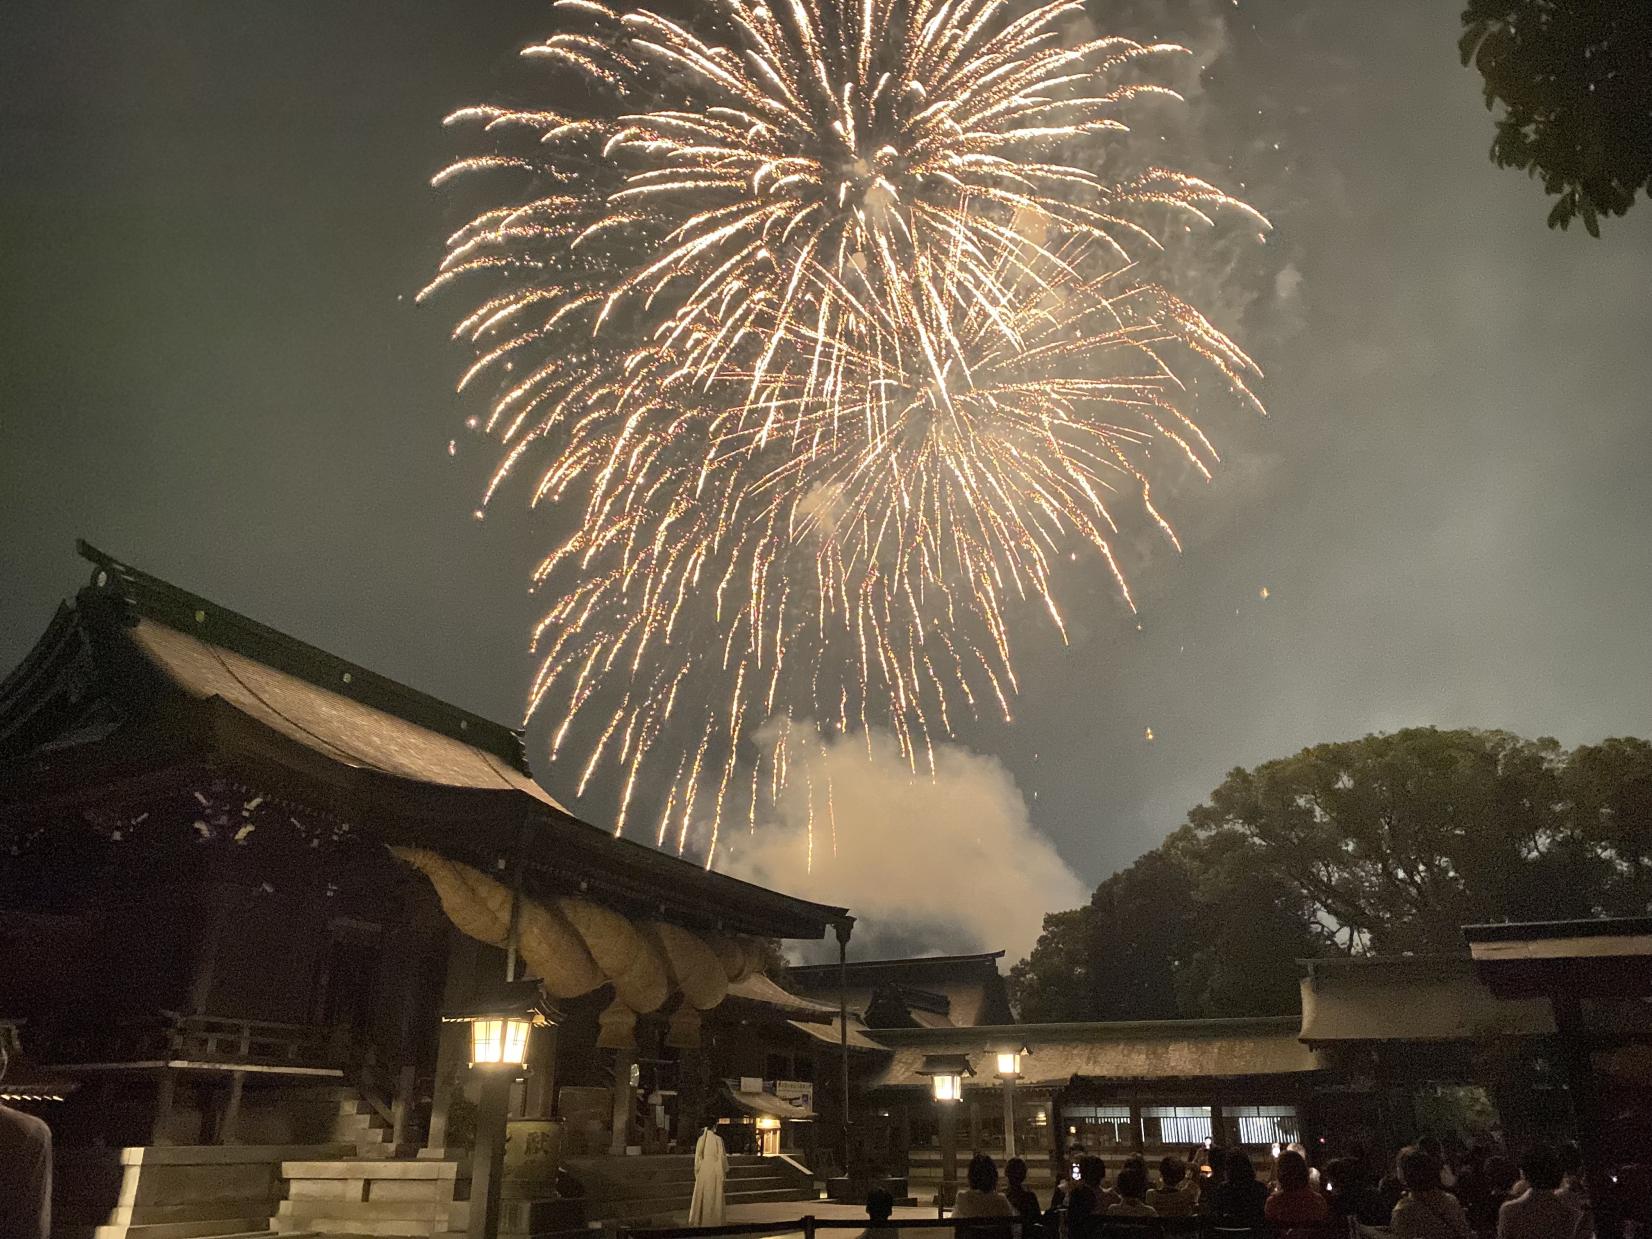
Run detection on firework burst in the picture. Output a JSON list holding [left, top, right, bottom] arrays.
[[423, 0, 1268, 863]]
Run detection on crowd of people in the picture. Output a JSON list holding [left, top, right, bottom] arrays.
[[911, 1135, 1613, 1237]]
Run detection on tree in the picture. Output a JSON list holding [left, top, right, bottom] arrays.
[[1011, 727, 1652, 1023], [1563, 736, 1652, 909], [1010, 851, 1192, 1023], [1185, 728, 1620, 953], [1011, 906, 1110, 1024], [1460, 1, 1652, 235], [1158, 825, 1324, 1018], [1010, 832, 1319, 1022]]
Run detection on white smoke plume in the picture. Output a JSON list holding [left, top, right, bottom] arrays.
[[717, 728, 1087, 963]]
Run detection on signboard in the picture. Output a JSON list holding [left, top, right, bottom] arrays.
[[505, 1119, 563, 1186], [774, 1080, 814, 1112]]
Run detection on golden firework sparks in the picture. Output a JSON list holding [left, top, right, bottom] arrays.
[[424, 0, 1267, 864]]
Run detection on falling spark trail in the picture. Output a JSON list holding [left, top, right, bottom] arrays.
[[427, 0, 1268, 864]]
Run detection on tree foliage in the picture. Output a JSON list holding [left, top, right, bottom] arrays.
[[1010, 830, 1320, 1022], [1011, 728, 1652, 1021], [1460, 0, 1652, 235]]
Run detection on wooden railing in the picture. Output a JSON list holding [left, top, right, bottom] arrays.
[[47, 1010, 430, 1147], [159, 1011, 334, 1067], [47, 1009, 333, 1070]]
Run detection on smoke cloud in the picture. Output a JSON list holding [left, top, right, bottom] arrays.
[[717, 728, 1087, 964]]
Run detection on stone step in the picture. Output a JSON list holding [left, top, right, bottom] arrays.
[[569, 1161, 794, 1184], [280, 1159, 458, 1179], [92, 1219, 272, 1239], [729, 1187, 816, 1204], [271, 1220, 442, 1237], [96, 1202, 280, 1228], [596, 1185, 811, 1217], [277, 1200, 451, 1224], [287, 1178, 451, 1203], [565, 1171, 800, 1203], [563, 1154, 773, 1170]]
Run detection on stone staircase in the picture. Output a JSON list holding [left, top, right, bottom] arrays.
[[52, 1143, 356, 1239], [266, 1152, 813, 1238], [52, 1081, 404, 1239], [561, 1153, 816, 1225], [327, 1089, 398, 1158], [271, 1159, 461, 1237]]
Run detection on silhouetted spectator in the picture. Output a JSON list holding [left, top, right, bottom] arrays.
[[1063, 1156, 1106, 1239], [1390, 1146, 1473, 1238], [1266, 1148, 1331, 1232], [1212, 1150, 1269, 1229], [955, 1153, 1015, 1219], [1049, 1144, 1084, 1211], [1146, 1156, 1197, 1217], [0, 1042, 51, 1239], [859, 1186, 897, 1239], [1418, 1136, 1458, 1189], [1557, 1142, 1595, 1238], [1324, 1156, 1388, 1227], [1287, 1142, 1322, 1188], [1004, 1157, 1042, 1235], [1106, 1164, 1155, 1217], [1498, 1144, 1585, 1239]]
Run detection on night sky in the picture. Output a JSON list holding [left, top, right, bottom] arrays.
[[4, 2, 1651, 957]]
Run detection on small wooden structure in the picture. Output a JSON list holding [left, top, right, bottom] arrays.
[[1465, 917, 1652, 1227]]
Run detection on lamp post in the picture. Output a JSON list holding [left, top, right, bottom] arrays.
[[919, 1055, 971, 1210], [994, 1048, 1027, 1159], [445, 980, 553, 1239]]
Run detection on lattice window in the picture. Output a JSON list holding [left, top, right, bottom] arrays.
[[1140, 1105, 1213, 1145], [1227, 1104, 1300, 1146]]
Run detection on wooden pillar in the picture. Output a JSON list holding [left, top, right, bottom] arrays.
[[220, 1070, 246, 1144], [391, 1063, 417, 1147], [426, 932, 481, 1154], [1552, 994, 1608, 1195], [188, 885, 234, 1016], [679, 1045, 706, 1145], [469, 1070, 513, 1239], [152, 1069, 179, 1146], [523, 1021, 558, 1120], [610, 1049, 636, 1155], [967, 1098, 982, 1152], [1001, 1077, 1018, 1158], [387, 925, 427, 1148], [1128, 1100, 1144, 1153], [938, 1099, 959, 1207], [835, 919, 853, 1172], [426, 1024, 465, 1152]]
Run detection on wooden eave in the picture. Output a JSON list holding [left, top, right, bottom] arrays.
[[0, 544, 850, 942]]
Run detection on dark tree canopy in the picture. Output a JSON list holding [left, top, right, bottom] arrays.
[[1460, 0, 1652, 235], [1011, 727, 1652, 1022], [1010, 828, 1320, 1023]]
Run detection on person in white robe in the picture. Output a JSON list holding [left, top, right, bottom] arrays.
[[688, 1115, 728, 1227]]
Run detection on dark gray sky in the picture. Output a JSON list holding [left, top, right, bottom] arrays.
[[4, 2, 1650, 951]]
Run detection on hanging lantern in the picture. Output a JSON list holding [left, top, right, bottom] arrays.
[[443, 978, 556, 1071], [917, 1053, 973, 1103]]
